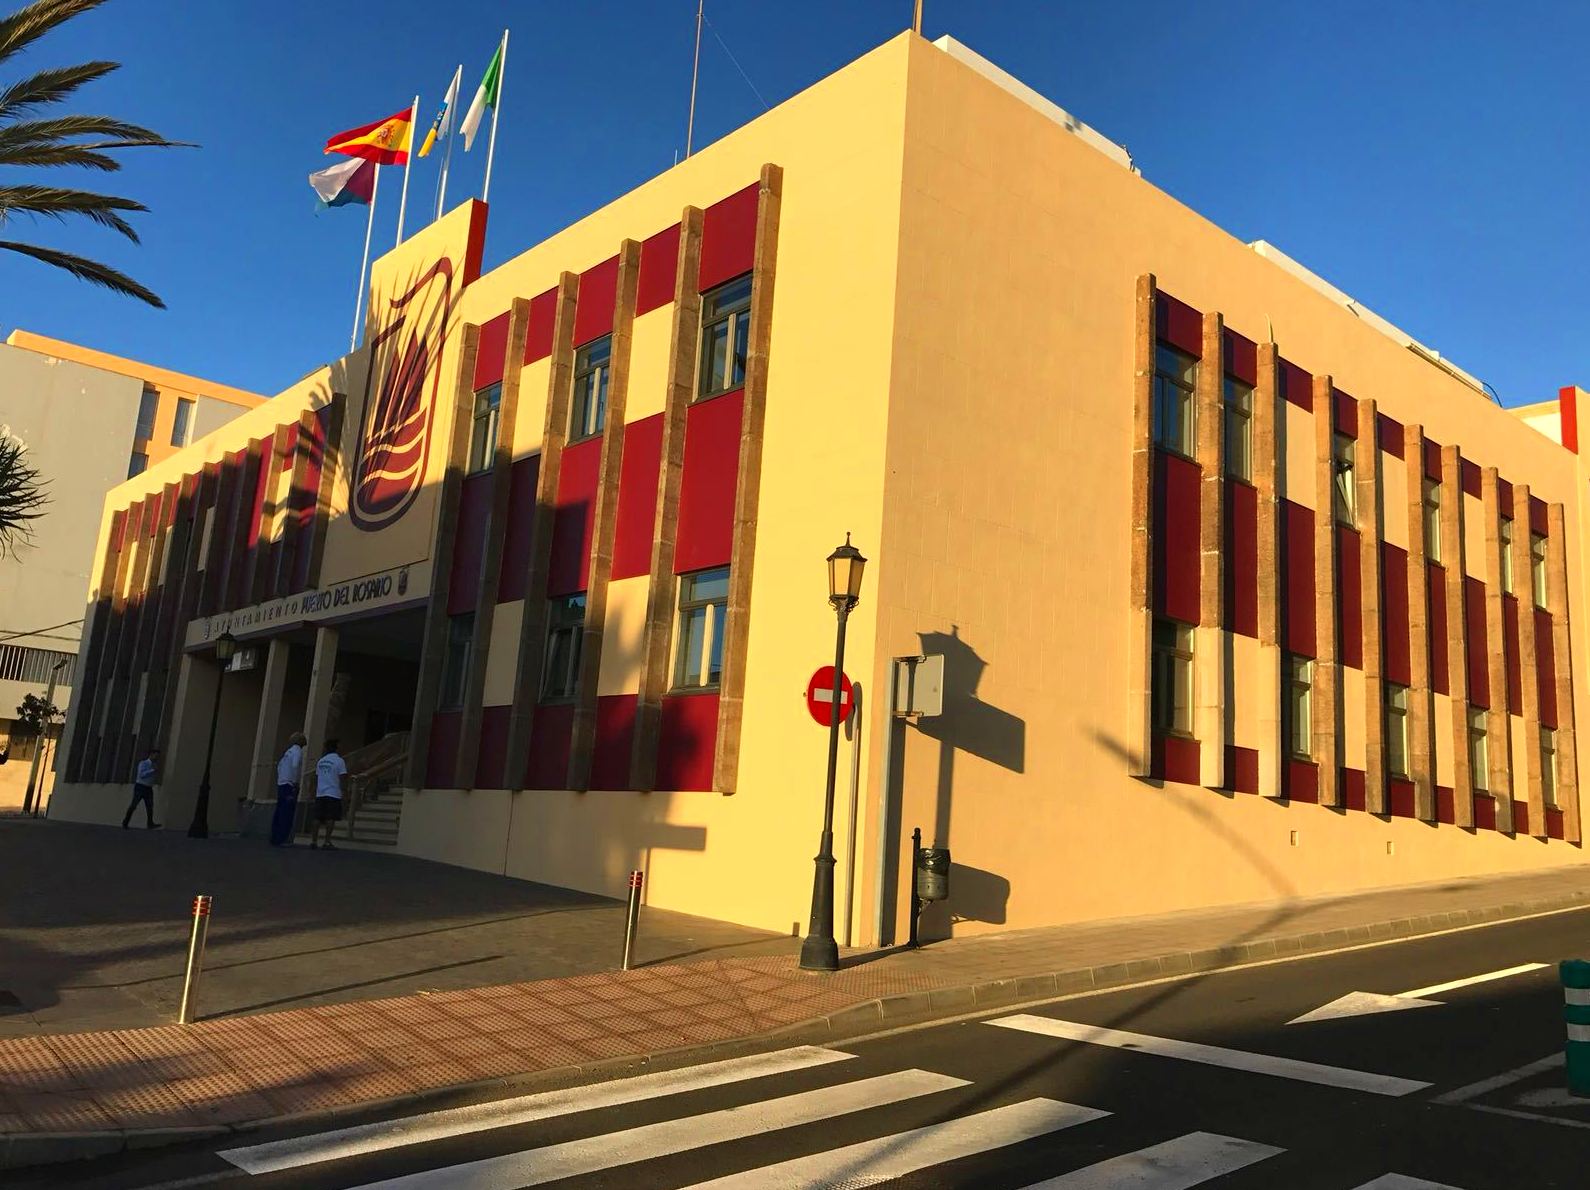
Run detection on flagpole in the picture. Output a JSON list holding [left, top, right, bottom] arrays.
[[437, 64, 461, 221], [395, 94, 418, 247], [483, 29, 508, 203], [351, 166, 381, 351], [686, 0, 703, 157]]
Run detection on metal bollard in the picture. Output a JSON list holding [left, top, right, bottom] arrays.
[[621, 871, 643, 971], [1563, 959, 1590, 1096], [178, 895, 213, 1025]]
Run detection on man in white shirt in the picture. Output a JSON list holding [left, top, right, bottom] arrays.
[[310, 739, 349, 851], [121, 748, 161, 829], [270, 732, 308, 847]]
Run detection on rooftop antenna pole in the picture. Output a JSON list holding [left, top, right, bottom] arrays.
[[913, 0, 923, 33], [685, 0, 704, 158]]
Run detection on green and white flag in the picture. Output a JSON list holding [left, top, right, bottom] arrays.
[[459, 38, 503, 152]]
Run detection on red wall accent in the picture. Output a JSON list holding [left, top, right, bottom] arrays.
[[474, 311, 510, 390], [1378, 413, 1405, 459], [525, 703, 575, 789], [573, 255, 619, 347], [698, 182, 759, 293], [497, 455, 540, 603], [245, 440, 270, 549], [1499, 483, 1514, 519], [613, 414, 663, 581], [1280, 360, 1312, 410], [548, 437, 601, 596], [1530, 496, 1549, 536], [590, 695, 639, 790], [1151, 735, 1200, 785], [474, 705, 510, 789], [637, 223, 681, 317], [675, 389, 744, 575], [1382, 544, 1410, 686], [1286, 758, 1319, 802], [1225, 479, 1257, 638], [1503, 595, 1522, 714], [1548, 807, 1567, 839], [1389, 779, 1416, 818], [1223, 330, 1256, 384], [524, 287, 558, 364], [279, 423, 298, 473], [1283, 500, 1316, 656], [1460, 460, 1481, 499], [1423, 440, 1442, 481], [1429, 565, 1450, 694], [291, 408, 329, 593], [1537, 609, 1557, 728], [1153, 451, 1201, 625], [449, 472, 493, 615], [1333, 390, 1357, 437], [1342, 768, 1366, 812], [657, 693, 719, 791], [1154, 294, 1202, 356], [1474, 794, 1497, 830], [1338, 525, 1362, 669], [1465, 577, 1489, 705], [1513, 801, 1530, 835], [1435, 785, 1455, 824], [426, 711, 461, 788], [1560, 386, 1580, 454], [1225, 745, 1259, 794]]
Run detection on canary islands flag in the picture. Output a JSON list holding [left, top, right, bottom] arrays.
[[325, 108, 413, 165], [419, 69, 460, 158]]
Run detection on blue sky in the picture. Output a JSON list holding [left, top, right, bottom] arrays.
[[11, 1, 1588, 406]]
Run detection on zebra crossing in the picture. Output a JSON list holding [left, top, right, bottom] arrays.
[[216, 1026, 1470, 1189]]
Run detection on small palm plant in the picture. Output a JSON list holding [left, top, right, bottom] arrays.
[[0, 0, 187, 307]]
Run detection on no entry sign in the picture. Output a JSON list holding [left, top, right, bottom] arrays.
[[806, 666, 854, 727]]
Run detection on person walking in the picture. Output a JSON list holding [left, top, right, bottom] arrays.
[[122, 747, 161, 829], [270, 732, 307, 846], [309, 739, 348, 850]]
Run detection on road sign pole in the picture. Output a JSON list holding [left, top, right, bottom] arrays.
[[800, 601, 850, 972]]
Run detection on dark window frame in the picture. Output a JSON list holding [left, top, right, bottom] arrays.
[[541, 593, 587, 703], [467, 382, 502, 475], [569, 336, 612, 443], [696, 274, 753, 402], [438, 612, 476, 711], [1152, 343, 1197, 459], [673, 566, 730, 691], [1150, 618, 1195, 738], [1223, 375, 1253, 483]]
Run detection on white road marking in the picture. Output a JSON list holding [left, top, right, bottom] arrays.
[[677, 1098, 1108, 1188], [1288, 991, 1441, 1024], [1350, 1175, 1466, 1189], [344, 1069, 967, 1188], [219, 1045, 855, 1174], [1432, 1053, 1561, 1105], [988, 1014, 1430, 1096], [1016, 1131, 1282, 1188], [1399, 962, 1548, 999]]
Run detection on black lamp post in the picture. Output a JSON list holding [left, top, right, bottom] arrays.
[[187, 631, 237, 839], [799, 534, 866, 972]]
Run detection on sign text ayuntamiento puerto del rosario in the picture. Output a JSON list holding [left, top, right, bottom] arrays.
[[187, 561, 428, 647]]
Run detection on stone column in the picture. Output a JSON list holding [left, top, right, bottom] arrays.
[[1312, 375, 1341, 807], [1403, 425, 1435, 820], [1512, 484, 1545, 836], [1480, 466, 1514, 831], [1254, 342, 1283, 798], [1440, 446, 1473, 827], [1547, 503, 1581, 843], [302, 627, 340, 777], [1194, 312, 1226, 789], [248, 638, 292, 806], [1125, 273, 1157, 778], [1357, 398, 1385, 814]]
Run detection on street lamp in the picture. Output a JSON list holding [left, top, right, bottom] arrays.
[[800, 534, 866, 972], [187, 631, 237, 839]]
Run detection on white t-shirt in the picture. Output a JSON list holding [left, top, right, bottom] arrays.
[[316, 753, 348, 799], [277, 743, 304, 787]]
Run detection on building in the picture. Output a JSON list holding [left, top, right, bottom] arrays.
[[48, 32, 1588, 944], [0, 332, 262, 809]]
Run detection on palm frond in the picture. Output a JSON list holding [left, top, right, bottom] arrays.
[[0, 434, 49, 559], [0, 183, 146, 240], [0, 0, 108, 69], [0, 114, 190, 150], [0, 141, 116, 169], [0, 238, 162, 306], [0, 59, 115, 120]]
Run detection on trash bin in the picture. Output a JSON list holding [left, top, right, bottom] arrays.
[[914, 846, 951, 903]]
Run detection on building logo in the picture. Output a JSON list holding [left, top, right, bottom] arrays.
[[348, 257, 456, 532]]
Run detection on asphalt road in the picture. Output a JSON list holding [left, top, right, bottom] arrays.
[[26, 904, 1590, 1189]]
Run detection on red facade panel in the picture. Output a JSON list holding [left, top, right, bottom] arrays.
[[637, 223, 681, 317], [1286, 758, 1319, 802], [497, 455, 540, 603], [246, 441, 270, 549], [278, 423, 298, 473], [1223, 329, 1257, 384], [1503, 595, 1522, 714], [1548, 807, 1567, 839], [1513, 801, 1530, 836], [1225, 479, 1257, 638], [698, 182, 758, 294], [613, 414, 663, 581], [448, 472, 493, 615], [1150, 735, 1200, 785], [474, 705, 510, 790], [524, 287, 558, 364], [1531, 496, 1549, 536], [474, 311, 510, 390], [1466, 577, 1489, 706], [1423, 440, 1442, 481], [1154, 294, 1202, 357], [656, 693, 719, 791], [1377, 413, 1405, 459], [1389, 779, 1417, 818], [524, 703, 575, 789], [1499, 483, 1514, 519], [548, 437, 601, 596], [589, 695, 639, 790], [1283, 501, 1316, 656], [1474, 794, 1497, 831], [1382, 544, 1410, 686], [675, 389, 744, 576], [1342, 767, 1366, 812], [1429, 564, 1449, 694], [1561, 386, 1580, 454], [1225, 745, 1259, 794], [1333, 390, 1357, 438], [425, 711, 462, 788], [291, 408, 330, 593], [1280, 360, 1312, 411], [573, 255, 619, 347], [1461, 460, 1481, 498], [1153, 451, 1201, 625], [1537, 609, 1557, 728], [1338, 525, 1361, 669], [1435, 785, 1455, 824]]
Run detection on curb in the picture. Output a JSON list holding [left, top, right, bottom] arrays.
[[5, 885, 1588, 1172]]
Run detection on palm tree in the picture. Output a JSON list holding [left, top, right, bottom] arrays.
[[0, 0, 186, 307], [0, 434, 46, 557]]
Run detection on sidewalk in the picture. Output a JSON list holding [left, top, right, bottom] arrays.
[[3, 861, 1588, 1169]]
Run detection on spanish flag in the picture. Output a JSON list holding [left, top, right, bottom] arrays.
[[324, 107, 413, 165]]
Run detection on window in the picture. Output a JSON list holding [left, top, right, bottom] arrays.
[[1423, 479, 1442, 563], [698, 274, 752, 400], [1285, 654, 1313, 760], [1531, 533, 1548, 607], [127, 451, 148, 479], [542, 594, 586, 701], [134, 387, 158, 441], [570, 336, 611, 441], [1469, 707, 1489, 792], [674, 567, 730, 689], [1150, 619, 1194, 737], [1385, 683, 1410, 779], [1332, 433, 1356, 526], [468, 383, 501, 474], [1152, 344, 1197, 457], [438, 613, 475, 710], [1499, 517, 1514, 594], [1224, 377, 1253, 482], [171, 397, 194, 447], [1542, 727, 1559, 807]]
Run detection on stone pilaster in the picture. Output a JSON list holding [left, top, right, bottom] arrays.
[[1512, 483, 1545, 836], [1125, 272, 1157, 778], [1403, 425, 1435, 820], [1547, 503, 1581, 842], [1441, 446, 1473, 826], [1312, 375, 1341, 807], [1254, 342, 1283, 798], [1357, 398, 1385, 813], [1480, 466, 1514, 831], [301, 395, 345, 591], [1195, 311, 1225, 789]]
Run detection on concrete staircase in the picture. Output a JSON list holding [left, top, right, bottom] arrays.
[[339, 733, 410, 848], [342, 786, 405, 847]]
